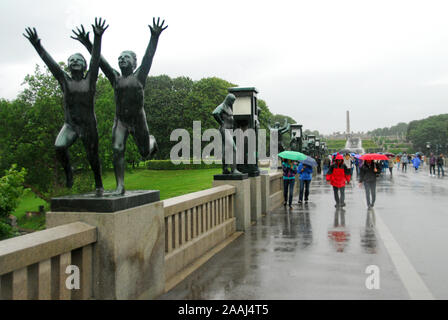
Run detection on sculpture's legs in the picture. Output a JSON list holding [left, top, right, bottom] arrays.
[[221, 129, 231, 174], [132, 119, 158, 160], [112, 120, 129, 195], [231, 142, 242, 175], [81, 127, 104, 196], [55, 124, 78, 188]]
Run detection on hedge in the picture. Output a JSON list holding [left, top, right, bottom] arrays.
[[145, 160, 222, 170]]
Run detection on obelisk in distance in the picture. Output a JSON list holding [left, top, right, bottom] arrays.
[[346, 110, 350, 138]]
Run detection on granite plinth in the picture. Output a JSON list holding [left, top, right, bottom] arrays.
[[247, 171, 260, 177], [51, 190, 160, 213], [214, 173, 248, 180]]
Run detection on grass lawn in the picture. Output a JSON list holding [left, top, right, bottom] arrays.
[[13, 168, 221, 230]]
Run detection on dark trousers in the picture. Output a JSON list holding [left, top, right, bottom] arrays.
[[364, 180, 376, 206], [402, 163, 407, 172], [333, 186, 345, 205], [299, 179, 311, 201], [283, 179, 295, 205], [438, 165, 444, 176], [430, 164, 436, 175]]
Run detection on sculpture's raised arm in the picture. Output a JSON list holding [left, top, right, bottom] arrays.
[[72, 23, 117, 85], [136, 17, 167, 85], [88, 17, 109, 88], [280, 120, 290, 134], [23, 27, 66, 86]]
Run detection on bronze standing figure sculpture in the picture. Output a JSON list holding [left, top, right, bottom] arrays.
[[269, 119, 290, 153], [72, 18, 167, 195], [24, 18, 109, 196], [213, 94, 243, 175]]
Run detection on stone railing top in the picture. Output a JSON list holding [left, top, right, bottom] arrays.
[[0, 222, 97, 276], [163, 185, 236, 217], [268, 171, 283, 180]]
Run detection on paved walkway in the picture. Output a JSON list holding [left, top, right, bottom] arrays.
[[160, 165, 448, 300]]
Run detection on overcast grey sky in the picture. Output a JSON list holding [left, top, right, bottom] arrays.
[[1, 0, 448, 134]]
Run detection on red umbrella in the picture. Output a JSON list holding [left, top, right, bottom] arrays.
[[384, 153, 395, 157], [360, 153, 389, 161]]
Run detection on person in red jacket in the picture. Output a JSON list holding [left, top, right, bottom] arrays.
[[326, 153, 351, 208]]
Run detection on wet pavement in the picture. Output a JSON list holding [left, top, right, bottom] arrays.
[[159, 166, 448, 300]]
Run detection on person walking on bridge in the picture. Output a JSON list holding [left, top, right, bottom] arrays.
[[437, 153, 445, 177], [401, 153, 408, 172], [326, 153, 351, 208], [282, 159, 298, 208], [298, 162, 313, 204], [359, 160, 380, 209], [388, 157, 394, 176], [429, 153, 436, 177], [412, 155, 421, 172]]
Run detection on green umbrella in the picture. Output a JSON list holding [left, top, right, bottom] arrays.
[[278, 150, 307, 161]]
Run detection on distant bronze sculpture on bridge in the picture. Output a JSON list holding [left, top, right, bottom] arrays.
[[24, 18, 109, 196], [269, 119, 290, 153], [71, 17, 167, 195], [212, 94, 243, 175]]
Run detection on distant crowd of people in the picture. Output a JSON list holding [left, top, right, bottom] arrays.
[[281, 151, 445, 210]]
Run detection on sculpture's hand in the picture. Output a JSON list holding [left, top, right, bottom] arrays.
[[149, 17, 168, 37], [92, 17, 109, 36], [23, 27, 41, 47], [71, 24, 91, 47]]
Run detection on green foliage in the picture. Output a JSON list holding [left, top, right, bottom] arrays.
[[325, 139, 346, 149], [362, 140, 379, 149], [406, 114, 448, 153], [0, 164, 26, 240], [145, 76, 236, 159], [369, 122, 408, 137], [0, 164, 27, 218]]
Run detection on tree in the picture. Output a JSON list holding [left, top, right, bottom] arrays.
[[0, 165, 26, 240]]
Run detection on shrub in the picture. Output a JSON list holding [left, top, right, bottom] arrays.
[[0, 164, 26, 240], [145, 160, 221, 170]]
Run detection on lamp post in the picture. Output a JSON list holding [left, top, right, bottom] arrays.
[[228, 87, 260, 176], [308, 135, 315, 156], [426, 142, 431, 156], [289, 124, 303, 152]]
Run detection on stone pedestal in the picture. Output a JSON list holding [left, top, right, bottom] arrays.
[[213, 174, 250, 231], [51, 190, 160, 213], [260, 173, 270, 215], [47, 195, 165, 300], [249, 175, 262, 222]]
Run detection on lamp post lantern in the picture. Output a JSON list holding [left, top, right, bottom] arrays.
[[228, 87, 260, 177]]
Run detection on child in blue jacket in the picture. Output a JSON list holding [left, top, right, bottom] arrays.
[[298, 162, 313, 204]]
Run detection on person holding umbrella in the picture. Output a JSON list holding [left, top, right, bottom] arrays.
[[297, 157, 315, 204], [326, 153, 351, 208], [359, 160, 381, 209], [281, 158, 298, 208]]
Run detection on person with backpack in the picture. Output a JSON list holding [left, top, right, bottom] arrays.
[[359, 160, 381, 209], [298, 162, 313, 204], [326, 153, 351, 208]]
